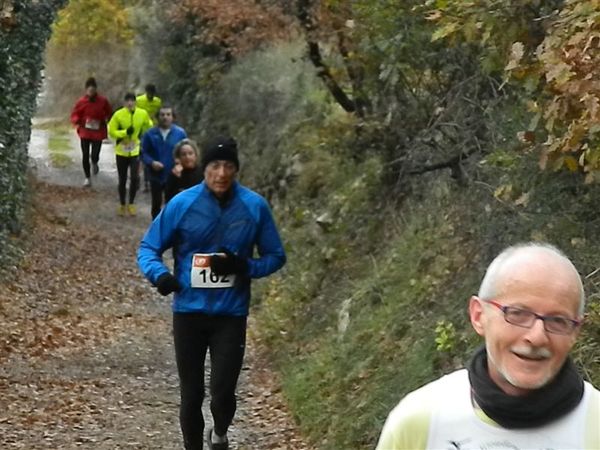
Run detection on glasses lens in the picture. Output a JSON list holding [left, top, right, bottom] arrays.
[[544, 316, 573, 334], [504, 307, 535, 327]]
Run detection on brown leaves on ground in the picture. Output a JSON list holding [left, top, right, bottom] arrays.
[[0, 182, 310, 449]]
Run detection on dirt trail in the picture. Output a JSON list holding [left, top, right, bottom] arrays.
[[0, 127, 309, 449]]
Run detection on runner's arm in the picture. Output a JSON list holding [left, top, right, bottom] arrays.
[[108, 114, 127, 141], [103, 98, 112, 121], [246, 198, 286, 278], [141, 111, 153, 135], [70, 99, 83, 127], [140, 133, 154, 167], [137, 201, 180, 285]]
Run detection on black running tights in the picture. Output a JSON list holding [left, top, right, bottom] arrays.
[[150, 180, 165, 219], [115, 155, 140, 205], [80, 139, 102, 178], [173, 312, 247, 450]]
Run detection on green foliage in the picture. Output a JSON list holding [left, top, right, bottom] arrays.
[[335, 0, 504, 177], [429, 0, 600, 181], [435, 320, 457, 352], [47, 134, 70, 153], [425, 0, 561, 70], [0, 0, 66, 274], [123, 2, 600, 447], [199, 41, 332, 194], [126, 0, 222, 129], [256, 142, 600, 447], [48, 132, 73, 168], [258, 162, 489, 447]]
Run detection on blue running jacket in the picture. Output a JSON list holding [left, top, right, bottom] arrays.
[[137, 181, 286, 316]]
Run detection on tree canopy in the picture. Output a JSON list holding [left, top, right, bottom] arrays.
[[51, 0, 133, 49]]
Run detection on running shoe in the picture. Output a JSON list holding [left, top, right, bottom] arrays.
[[127, 204, 137, 216], [117, 205, 127, 216], [206, 428, 228, 450], [83, 178, 91, 187]]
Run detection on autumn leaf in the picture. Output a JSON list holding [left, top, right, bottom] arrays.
[[517, 130, 536, 144], [514, 191, 530, 207], [425, 10, 442, 21], [494, 184, 513, 201], [431, 22, 458, 41], [564, 155, 579, 172], [545, 62, 574, 84], [505, 42, 525, 71]]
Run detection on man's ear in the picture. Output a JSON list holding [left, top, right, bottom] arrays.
[[469, 296, 486, 337]]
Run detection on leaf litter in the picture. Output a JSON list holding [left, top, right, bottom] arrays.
[[0, 182, 311, 449]]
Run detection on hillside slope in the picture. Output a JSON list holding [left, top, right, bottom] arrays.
[[254, 141, 600, 448]]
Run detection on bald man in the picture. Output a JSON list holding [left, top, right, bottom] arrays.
[[377, 242, 599, 450]]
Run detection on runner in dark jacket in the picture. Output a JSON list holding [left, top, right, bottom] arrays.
[[165, 138, 204, 203], [140, 105, 187, 218]]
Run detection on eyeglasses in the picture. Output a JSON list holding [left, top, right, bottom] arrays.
[[484, 300, 582, 335]]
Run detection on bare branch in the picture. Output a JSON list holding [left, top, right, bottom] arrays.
[[297, 0, 357, 114]]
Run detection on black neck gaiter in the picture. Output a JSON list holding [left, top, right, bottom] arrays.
[[467, 345, 584, 429], [214, 189, 233, 208]]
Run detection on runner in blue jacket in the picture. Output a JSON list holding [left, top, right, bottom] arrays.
[[137, 136, 286, 450], [140, 105, 187, 218]]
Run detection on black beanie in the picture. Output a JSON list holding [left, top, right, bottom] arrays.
[[202, 136, 239, 171]]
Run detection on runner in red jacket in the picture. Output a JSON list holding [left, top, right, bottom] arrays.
[[70, 77, 112, 187]]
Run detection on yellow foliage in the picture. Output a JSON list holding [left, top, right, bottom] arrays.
[[493, 184, 512, 202], [51, 0, 133, 50], [564, 155, 579, 172], [520, 1, 600, 176], [428, 0, 600, 179]]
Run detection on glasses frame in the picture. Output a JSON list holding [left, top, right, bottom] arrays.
[[483, 299, 582, 335]]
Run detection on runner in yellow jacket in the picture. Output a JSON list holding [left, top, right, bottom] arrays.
[[136, 84, 162, 126], [108, 93, 153, 216], [136, 84, 162, 192]]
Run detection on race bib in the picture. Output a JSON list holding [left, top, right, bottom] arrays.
[[84, 119, 100, 130], [190, 253, 235, 288], [122, 140, 136, 153]]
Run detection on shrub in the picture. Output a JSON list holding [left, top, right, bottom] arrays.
[[0, 0, 66, 274]]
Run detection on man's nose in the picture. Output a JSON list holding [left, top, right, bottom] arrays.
[[523, 317, 550, 345]]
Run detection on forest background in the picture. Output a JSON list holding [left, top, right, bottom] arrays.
[[2, 0, 600, 448]]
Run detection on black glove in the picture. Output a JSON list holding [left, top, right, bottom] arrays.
[[126, 125, 134, 136], [210, 249, 248, 276], [156, 273, 181, 296]]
